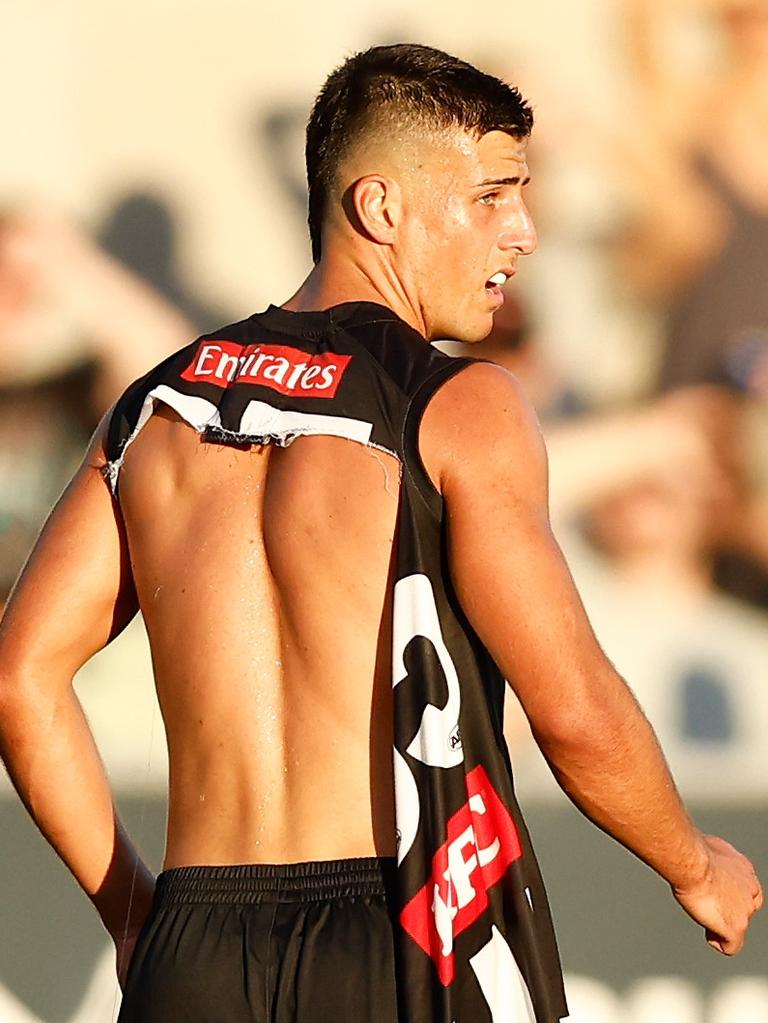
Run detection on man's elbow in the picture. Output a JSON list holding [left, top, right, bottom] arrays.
[[0, 665, 35, 723], [0, 659, 63, 732], [526, 671, 646, 764]]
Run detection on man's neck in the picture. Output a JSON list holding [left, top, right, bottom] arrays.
[[281, 256, 427, 340]]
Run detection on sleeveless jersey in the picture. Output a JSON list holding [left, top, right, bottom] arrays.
[[105, 301, 568, 1023]]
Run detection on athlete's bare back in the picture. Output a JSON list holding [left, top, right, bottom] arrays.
[[119, 405, 400, 866]]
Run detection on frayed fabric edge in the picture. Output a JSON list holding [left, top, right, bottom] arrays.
[[105, 385, 400, 493], [105, 384, 222, 494], [203, 424, 304, 449]]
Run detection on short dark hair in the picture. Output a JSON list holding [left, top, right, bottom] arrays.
[[305, 43, 534, 262]]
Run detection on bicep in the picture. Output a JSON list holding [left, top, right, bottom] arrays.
[[0, 429, 138, 682], [446, 479, 605, 727], [424, 364, 613, 734]]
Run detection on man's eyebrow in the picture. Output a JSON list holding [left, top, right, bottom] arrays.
[[475, 176, 531, 188]]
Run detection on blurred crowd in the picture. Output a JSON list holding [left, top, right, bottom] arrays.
[[1, 0, 767, 800], [486, 0, 768, 787]]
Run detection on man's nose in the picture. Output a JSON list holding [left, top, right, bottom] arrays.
[[498, 207, 537, 256]]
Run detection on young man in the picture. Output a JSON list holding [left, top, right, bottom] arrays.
[[0, 43, 762, 1023]]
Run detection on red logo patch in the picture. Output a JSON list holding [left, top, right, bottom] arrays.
[[399, 765, 522, 986], [181, 341, 351, 398]]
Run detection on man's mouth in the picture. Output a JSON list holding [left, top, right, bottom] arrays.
[[486, 272, 509, 288], [485, 271, 511, 306]]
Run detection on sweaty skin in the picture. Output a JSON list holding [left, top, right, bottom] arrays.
[[120, 406, 400, 866]]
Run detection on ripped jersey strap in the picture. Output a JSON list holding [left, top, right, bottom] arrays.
[[104, 383, 385, 494]]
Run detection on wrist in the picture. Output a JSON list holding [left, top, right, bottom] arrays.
[[92, 845, 155, 939], [668, 830, 711, 895]]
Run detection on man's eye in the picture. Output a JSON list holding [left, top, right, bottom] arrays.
[[478, 192, 500, 206]]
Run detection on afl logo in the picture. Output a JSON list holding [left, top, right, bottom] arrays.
[[448, 725, 462, 752]]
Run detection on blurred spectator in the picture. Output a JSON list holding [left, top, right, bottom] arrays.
[[0, 211, 195, 607], [573, 448, 768, 800], [454, 291, 582, 419], [464, 292, 768, 784], [615, 0, 768, 607], [500, 491, 768, 800], [451, 295, 747, 526], [98, 191, 231, 334], [619, 0, 768, 397]]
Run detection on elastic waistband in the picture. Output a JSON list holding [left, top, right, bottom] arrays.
[[155, 857, 396, 905]]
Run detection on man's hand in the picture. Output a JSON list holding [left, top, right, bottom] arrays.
[[673, 835, 764, 955]]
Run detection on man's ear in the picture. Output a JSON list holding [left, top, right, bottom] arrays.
[[347, 175, 401, 247]]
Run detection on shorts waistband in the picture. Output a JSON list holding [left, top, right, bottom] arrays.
[[155, 857, 396, 905]]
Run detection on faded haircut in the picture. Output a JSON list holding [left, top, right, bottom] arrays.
[[305, 43, 534, 263]]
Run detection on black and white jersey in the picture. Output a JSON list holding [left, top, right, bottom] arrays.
[[105, 301, 568, 1023]]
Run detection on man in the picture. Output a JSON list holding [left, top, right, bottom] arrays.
[[0, 43, 762, 1023]]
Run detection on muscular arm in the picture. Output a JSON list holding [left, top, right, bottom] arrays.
[[0, 419, 154, 974], [420, 362, 762, 953]]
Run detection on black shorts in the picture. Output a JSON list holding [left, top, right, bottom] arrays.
[[118, 857, 399, 1023]]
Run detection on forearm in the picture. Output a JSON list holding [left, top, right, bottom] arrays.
[[69, 243, 193, 353], [30, 223, 194, 407], [0, 673, 154, 937], [624, 0, 701, 96], [64, 244, 194, 407], [532, 673, 708, 891]]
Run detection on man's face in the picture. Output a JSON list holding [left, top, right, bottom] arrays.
[[396, 129, 536, 343]]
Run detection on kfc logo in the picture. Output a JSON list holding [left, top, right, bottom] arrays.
[[181, 341, 351, 397], [399, 766, 522, 986]]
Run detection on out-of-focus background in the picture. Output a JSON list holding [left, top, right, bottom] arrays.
[[1, 1, 767, 1020]]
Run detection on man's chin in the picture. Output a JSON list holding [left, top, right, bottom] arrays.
[[427, 309, 494, 345], [453, 317, 495, 345]]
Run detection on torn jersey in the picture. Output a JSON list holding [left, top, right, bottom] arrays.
[[105, 301, 568, 1023]]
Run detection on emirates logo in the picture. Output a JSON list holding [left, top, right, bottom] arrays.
[[181, 340, 352, 398]]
